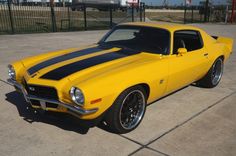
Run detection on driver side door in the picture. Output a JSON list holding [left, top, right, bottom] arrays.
[[165, 30, 209, 95]]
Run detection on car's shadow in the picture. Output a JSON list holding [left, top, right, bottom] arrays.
[[5, 85, 199, 135], [5, 91, 92, 134]]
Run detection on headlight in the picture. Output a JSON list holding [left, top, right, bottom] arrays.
[[8, 65, 16, 80], [70, 87, 84, 106]]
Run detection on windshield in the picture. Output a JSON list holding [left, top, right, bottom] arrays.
[[99, 25, 170, 55]]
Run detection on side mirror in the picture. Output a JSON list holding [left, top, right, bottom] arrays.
[[177, 48, 187, 55]]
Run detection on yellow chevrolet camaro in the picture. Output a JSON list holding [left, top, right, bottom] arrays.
[[8, 22, 233, 133]]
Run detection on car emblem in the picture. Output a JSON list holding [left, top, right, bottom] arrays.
[[29, 87, 35, 91]]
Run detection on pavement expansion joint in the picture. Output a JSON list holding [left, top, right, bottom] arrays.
[[146, 147, 171, 156], [128, 146, 170, 156], [0, 79, 11, 86]]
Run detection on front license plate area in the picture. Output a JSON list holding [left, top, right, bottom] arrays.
[[39, 101, 46, 110]]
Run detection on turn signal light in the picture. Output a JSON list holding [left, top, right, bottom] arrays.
[[90, 98, 102, 104]]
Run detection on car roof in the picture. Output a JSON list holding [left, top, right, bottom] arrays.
[[119, 22, 202, 32]]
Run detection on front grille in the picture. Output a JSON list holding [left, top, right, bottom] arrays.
[[46, 102, 58, 108], [30, 99, 40, 106], [25, 84, 58, 100]]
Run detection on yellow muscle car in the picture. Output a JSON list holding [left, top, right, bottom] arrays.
[[7, 22, 233, 133]]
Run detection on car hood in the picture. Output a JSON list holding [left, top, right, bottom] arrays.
[[23, 44, 161, 84]]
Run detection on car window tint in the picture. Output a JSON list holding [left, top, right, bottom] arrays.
[[173, 30, 203, 54]]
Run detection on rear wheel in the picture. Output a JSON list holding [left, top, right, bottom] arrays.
[[104, 86, 147, 134], [197, 57, 224, 88]]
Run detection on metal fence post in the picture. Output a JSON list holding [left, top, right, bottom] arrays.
[[231, 0, 236, 23], [67, 6, 71, 30], [191, 6, 194, 23], [109, 5, 113, 28], [184, 1, 187, 24], [225, 5, 228, 24], [83, 4, 87, 30], [50, 1, 57, 32], [132, 4, 134, 22], [7, 0, 14, 34], [139, 3, 142, 22], [143, 3, 145, 22], [204, 0, 209, 22]]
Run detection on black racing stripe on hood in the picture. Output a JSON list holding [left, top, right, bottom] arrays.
[[27, 46, 110, 75], [40, 48, 140, 80]]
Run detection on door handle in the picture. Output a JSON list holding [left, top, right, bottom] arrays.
[[204, 53, 208, 56]]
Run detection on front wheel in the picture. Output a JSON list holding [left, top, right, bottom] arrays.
[[197, 57, 224, 88], [104, 86, 147, 134]]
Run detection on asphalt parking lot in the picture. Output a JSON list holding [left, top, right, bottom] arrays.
[[0, 23, 236, 156]]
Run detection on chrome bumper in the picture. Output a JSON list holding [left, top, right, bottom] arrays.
[[7, 79, 98, 116]]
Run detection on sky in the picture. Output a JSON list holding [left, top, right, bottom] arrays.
[[142, 0, 228, 6]]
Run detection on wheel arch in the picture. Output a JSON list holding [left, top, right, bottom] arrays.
[[135, 83, 150, 100], [109, 82, 151, 110], [219, 55, 225, 62], [118, 83, 151, 101]]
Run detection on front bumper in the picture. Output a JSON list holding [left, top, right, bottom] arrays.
[[7, 79, 98, 117]]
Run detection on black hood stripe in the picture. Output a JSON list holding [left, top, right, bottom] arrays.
[[40, 49, 140, 80], [27, 46, 110, 75]]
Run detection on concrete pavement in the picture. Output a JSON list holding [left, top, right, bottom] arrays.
[[148, 93, 236, 156], [0, 23, 235, 156]]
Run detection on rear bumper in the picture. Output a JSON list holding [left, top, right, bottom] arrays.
[[7, 79, 98, 117]]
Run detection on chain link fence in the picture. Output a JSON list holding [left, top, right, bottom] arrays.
[[0, 1, 146, 35]]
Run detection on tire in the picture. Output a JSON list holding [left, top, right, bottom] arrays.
[[104, 86, 147, 134], [197, 57, 224, 88]]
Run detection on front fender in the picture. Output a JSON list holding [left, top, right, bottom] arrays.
[[77, 75, 150, 119], [10, 61, 26, 83]]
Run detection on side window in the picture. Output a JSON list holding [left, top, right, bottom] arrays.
[[173, 30, 203, 54]]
